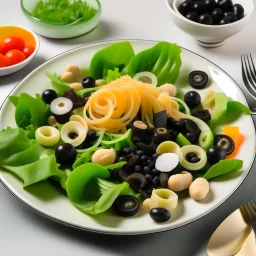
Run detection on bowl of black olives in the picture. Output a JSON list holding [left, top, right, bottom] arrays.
[[166, 0, 254, 47]]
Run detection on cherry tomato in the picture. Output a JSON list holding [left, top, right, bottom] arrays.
[[0, 54, 8, 68], [5, 50, 26, 66], [0, 42, 5, 54], [3, 36, 25, 53], [23, 45, 35, 58]]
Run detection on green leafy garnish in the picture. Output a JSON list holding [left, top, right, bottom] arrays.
[[32, 0, 97, 26], [66, 163, 134, 215], [90, 41, 135, 80], [106, 68, 121, 83], [203, 159, 243, 180], [46, 72, 70, 95], [123, 42, 182, 85]]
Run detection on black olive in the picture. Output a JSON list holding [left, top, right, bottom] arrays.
[[112, 195, 140, 217], [136, 150, 144, 156], [207, 146, 226, 165], [62, 89, 87, 108], [198, 14, 213, 25], [50, 97, 73, 124], [184, 91, 201, 109], [183, 119, 201, 136], [55, 143, 77, 166], [191, 109, 211, 122], [150, 208, 171, 223], [233, 4, 244, 20], [186, 12, 199, 22], [69, 132, 78, 139], [185, 132, 198, 144], [145, 174, 153, 184], [82, 76, 95, 88], [224, 12, 237, 22], [169, 129, 179, 141], [186, 152, 197, 161], [87, 130, 97, 141], [136, 142, 156, 156], [217, 0, 233, 12], [140, 155, 147, 161], [152, 168, 160, 176], [126, 155, 140, 168], [193, 1, 205, 14], [219, 17, 231, 25], [178, 0, 193, 15], [174, 119, 186, 131], [117, 156, 127, 162], [203, 0, 217, 11], [134, 165, 143, 173], [42, 89, 58, 104], [144, 166, 152, 174], [126, 173, 147, 192], [159, 173, 169, 188], [189, 70, 208, 89], [110, 168, 119, 180], [190, 156, 200, 163], [152, 153, 159, 160], [211, 8, 224, 24], [148, 161, 155, 169], [214, 134, 235, 155], [153, 176, 160, 187], [132, 136, 141, 143]]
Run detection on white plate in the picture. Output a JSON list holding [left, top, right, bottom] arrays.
[[0, 40, 255, 235]]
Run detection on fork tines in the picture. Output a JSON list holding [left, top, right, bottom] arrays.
[[240, 201, 256, 224], [241, 53, 256, 99]]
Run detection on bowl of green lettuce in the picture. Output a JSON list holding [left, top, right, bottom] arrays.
[[21, 0, 101, 39]]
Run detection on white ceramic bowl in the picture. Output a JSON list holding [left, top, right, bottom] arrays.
[[0, 25, 39, 77], [21, 0, 102, 39], [166, 0, 254, 47]]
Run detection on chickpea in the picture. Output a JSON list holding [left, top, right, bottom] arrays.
[[160, 83, 177, 97], [91, 148, 116, 166], [96, 79, 106, 86], [61, 72, 75, 83], [189, 178, 210, 201], [168, 171, 193, 192], [142, 198, 152, 212], [71, 82, 83, 91], [65, 64, 80, 79], [47, 116, 59, 128]]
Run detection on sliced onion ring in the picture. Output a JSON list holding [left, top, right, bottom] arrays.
[[133, 72, 157, 86]]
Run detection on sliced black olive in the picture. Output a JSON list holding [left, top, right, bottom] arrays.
[[191, 109, 211, 122], [219, 17, 231, 25], [62, 89, 87, 108], [203, 0, 217, 11], [224, 12, 237, 23], [55, 143, 77, 166], [217, 0, 233, 12], [178, 0, 193, 15], [186, 12, 199, 22], [211, 8, 224, 24], [182, 119, 201, 136], [118, 167, 133, 181], [233, 4, 244, 20], [168, 129, 179, 141], [126, 173, 147, 192], [140, 190, 151, 200], [184, 91, 201, 109], [214, 134, 235, 155], [153, 128, 169, 146], [132, 120, 148, 142], [82, 76, 95, 88], [207, 146, 226, 165], [185, 132, 198, 144], [154, 110, 168, 128], [126, 155, 140, 168], [189, 70, 208, 89], [136, 142, 156, 156], [192, 1, 205, 15], [159, 173, 169, 188], [42, 89, 58, 104], [50, 97, 73, 124], [112, 195, 140, 217], [150, 208, 171, 223], [132, 136, 141, 143]]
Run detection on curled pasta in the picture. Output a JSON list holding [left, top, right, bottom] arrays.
[[35, 126, 60, 146], [156, 141, 181, 155]]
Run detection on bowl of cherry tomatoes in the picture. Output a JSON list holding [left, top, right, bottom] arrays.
[[0, 25, 39, 76]]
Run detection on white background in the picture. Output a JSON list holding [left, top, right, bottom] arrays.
[[0, 0, 256, 255]]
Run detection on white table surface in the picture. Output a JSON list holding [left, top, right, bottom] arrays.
[[1, 1, 256, 255]]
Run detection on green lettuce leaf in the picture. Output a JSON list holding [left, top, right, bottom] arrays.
[[123, 42, 182, 85], [46, 72, 70, 95], [3, 155, 66, 187], [203, 159, 243, 180], [90, 41, 135, 79], [106, 68, 121, 83], [66, 163, 134, 215]]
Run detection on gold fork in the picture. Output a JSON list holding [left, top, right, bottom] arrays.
[[240, 201, 256, 236]]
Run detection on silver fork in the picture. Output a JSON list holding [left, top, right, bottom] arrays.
[[241, 53, 256, 114], [240, 201, 256, 237]]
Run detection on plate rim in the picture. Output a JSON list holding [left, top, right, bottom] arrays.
[[0, 39, 255, 235]]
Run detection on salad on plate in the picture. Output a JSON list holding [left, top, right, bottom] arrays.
[[0, 41, 250, 223]]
